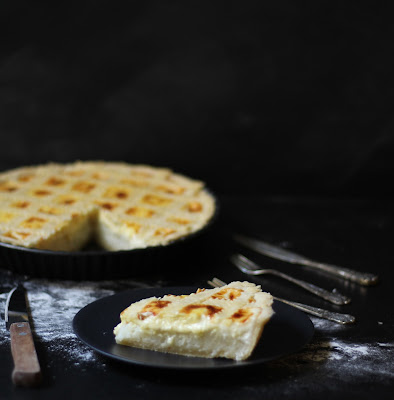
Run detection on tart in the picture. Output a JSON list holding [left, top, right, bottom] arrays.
[[0, 161, 215, 251], [113, 281, 274, 361]]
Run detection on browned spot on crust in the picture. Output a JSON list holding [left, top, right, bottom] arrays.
[[125, 207, 155, 218], [57, 196, 77, 205], [18, 174, 35, 182], [116, 191, 128, 199], [142, 194, 172, 206], [33, 189, 52, 196], [21, 216, 47, 229], [211, 288, 243, 301], [0, 182, 18, 192], [0, 212, 15, 222], [12, 201, 30, 209], [95, 201, 118, 211], [180, 304, 223, 318], [46, 177, 66, 186], [167, 217, 190, 225], [154, 227, 176, 237], [2, 231, 31, 239], [91, 172, 108, 180], [72, 181, 96, 193], [156, 184, 185, 195], [137, 300, 171, 320], [103, 187, 130, 200], [187, 201, 202, 212], [124, 221, 141, 233], [230, 308, 253, 323]]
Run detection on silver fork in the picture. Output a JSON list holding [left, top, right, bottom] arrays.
[[234, 234, 379, 286], [207, 277, 356, 325], [231, 253, 351, 306]]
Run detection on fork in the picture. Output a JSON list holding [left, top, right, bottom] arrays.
[[231, 253, 351, 306], [207, 277, 356, 325], [234, 233, 379, 286]]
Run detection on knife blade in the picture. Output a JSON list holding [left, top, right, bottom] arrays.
[[5, 284, 42, 387], [233, 234, 379, 286]]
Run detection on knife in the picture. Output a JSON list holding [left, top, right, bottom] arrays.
[[234, 234, 379, 286], [5, 284, 42, 387]]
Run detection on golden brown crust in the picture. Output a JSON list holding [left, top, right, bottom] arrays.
[[0, 161, 215, 251]]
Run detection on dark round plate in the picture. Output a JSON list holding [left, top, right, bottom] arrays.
[[0, 192, 218, 280], [72, 286, 314, 370]]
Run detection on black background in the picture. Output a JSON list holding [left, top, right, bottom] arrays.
[[1, 4, 394, 398], [1, 1, 393, 196]]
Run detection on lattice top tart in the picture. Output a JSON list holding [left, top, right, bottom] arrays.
[[0, 161, 215, 251]]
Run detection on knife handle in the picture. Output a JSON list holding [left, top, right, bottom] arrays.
[[10, 322, 42, 387], [301, 260, 379, 286]]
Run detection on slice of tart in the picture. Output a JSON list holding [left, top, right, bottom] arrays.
[[113, 281, 274, 361]]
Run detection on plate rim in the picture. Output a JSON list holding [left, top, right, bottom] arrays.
[[72, 286, 315, 370]]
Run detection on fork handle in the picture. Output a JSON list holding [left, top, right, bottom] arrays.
[[275, 297, 356, 324], [272, 271, 351, 305]]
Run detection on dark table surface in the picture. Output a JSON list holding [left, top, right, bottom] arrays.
[[1, 194, 393, 400]]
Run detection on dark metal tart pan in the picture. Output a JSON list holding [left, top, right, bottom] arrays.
[[0, 192, 219, 281]]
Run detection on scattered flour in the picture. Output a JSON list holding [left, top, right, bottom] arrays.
[[272, 316, 394, 383], [0, 278, 152, 370], [1, 280, 393, 382]]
